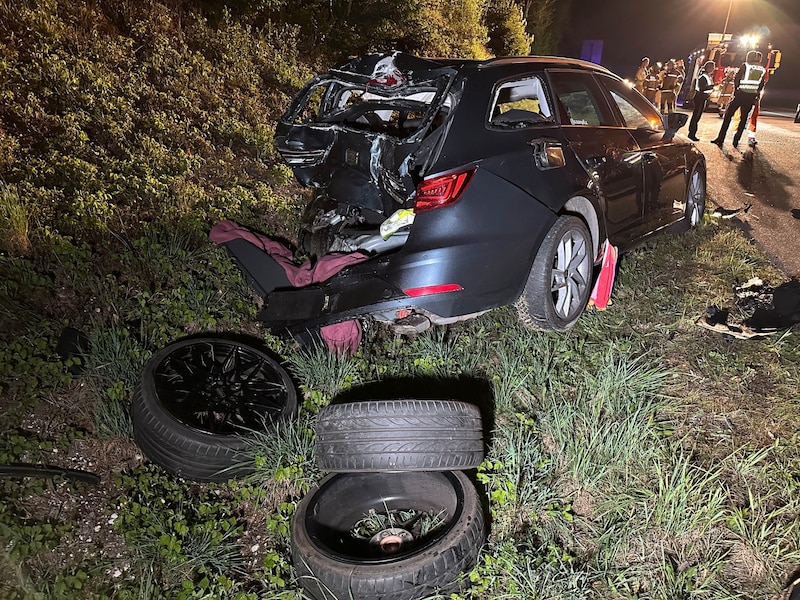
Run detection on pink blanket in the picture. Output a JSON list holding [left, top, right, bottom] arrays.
[[209, 220, 369, 287], [209, 220, 368, 355]]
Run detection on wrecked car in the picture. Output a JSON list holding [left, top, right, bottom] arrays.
[[230, 52, 706, 334]]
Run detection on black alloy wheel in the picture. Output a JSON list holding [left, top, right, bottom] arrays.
[[132, 337, 297, 482]]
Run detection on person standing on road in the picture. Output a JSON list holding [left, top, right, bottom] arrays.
[[688, 60, 716, 141], [711, 50, 766, 148], [659, 60, 680, 113], [644, 68, 660, 104], [634, 57, 650, 93], [746, 51, 766, 147]]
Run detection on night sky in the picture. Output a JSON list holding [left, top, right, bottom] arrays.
[[560, 0, 800, 109]]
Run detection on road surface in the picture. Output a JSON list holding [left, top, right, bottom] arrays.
[[685, 108, 800, 278]]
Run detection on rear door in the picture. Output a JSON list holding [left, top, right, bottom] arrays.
[[545, 70, 645, 246]]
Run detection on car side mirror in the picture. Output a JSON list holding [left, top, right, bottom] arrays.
[[664, 112, 688, 131]]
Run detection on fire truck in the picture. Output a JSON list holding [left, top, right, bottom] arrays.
[[682, 32, 781, 114]]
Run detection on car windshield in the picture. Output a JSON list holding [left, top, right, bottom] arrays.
[[288, 75, 452, 139]]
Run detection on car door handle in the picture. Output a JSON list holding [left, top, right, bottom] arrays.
[[643, 152, 657, 163]]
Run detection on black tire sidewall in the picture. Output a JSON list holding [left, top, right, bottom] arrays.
[[291, 470, 485, 600], [516, 214, 592, 331], [315, 399, 484, 472]]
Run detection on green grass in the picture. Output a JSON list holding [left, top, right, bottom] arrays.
[[0, 1, 799, 598]]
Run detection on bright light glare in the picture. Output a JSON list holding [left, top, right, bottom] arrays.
[[740, 35, 759, 47]]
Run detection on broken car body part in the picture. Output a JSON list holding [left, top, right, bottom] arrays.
[[227, 52, 705, 335]]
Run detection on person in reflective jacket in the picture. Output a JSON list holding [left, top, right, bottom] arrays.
[[711, 50, 766, 148], [687, 61, 716, 141]]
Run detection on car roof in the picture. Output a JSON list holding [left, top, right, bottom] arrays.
[[334, 52, 615, 79]]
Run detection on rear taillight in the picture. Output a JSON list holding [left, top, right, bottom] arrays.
[[403, 284, 463, 297], [413, 168, 476, 213]]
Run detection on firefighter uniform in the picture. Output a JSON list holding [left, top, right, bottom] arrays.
[[711, 51, 766, 148], [644, 72, 659, 104], [659, 61, 680, 113], [634, 58, 650, 93]]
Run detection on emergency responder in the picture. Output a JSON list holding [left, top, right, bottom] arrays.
[[688, 61, 716, 141], [659, 60, 680, 113], [634, 57, 650, 93], [746, 51, 765, 146], [711, 50, 766, 148], [644, 68, 660, 104]]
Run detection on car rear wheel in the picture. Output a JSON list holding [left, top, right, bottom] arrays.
[[291, 470, 485, 600], [132, 337, 297, 482], [515, 214, 593, 331], [686, 164, 706, 227]]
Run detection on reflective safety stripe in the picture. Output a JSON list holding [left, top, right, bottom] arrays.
[[695, 73, 712, 92], [738, 64, 766, 93]]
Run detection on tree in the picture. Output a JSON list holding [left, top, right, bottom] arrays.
[[519, 0, 571, 55], [485, 0, 532, 56]]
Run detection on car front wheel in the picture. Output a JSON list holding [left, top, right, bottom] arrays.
[[515, 214, 593, 331], [686, 164, 706, 227]]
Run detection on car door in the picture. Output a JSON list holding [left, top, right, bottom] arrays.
[[598, 75, 688, 231], [546, 69, 645, 246]]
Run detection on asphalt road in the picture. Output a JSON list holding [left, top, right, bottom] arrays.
[[683, 107, 800, 278]]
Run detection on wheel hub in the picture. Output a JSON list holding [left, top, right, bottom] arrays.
[[369, 528, 414, 554]]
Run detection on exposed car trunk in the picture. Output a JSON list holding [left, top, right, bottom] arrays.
[[274, 53, 460, 257]]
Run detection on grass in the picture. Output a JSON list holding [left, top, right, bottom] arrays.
[[0, 1, 799, 598]]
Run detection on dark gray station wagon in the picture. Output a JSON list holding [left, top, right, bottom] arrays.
[[230, 52, 706, 333]]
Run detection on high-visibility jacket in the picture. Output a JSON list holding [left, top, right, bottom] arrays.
[[695, 72, 713, 96], [737, 63, 766, 93]]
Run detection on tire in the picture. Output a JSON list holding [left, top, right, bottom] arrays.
[[686, 163, 706, 227], [132, 337, 297, 482], [291, 470, 485, 600], [315, 400, 483, 472], [514, 214, 593, 332]]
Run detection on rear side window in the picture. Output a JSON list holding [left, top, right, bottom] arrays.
[[547, 71, 616, 127], [489, 76, 554, 128]]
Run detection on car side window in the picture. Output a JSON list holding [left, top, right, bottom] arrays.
[[601, 76, 664, 131], [546, 71, 616, 127], [489, 75, 554, 128]]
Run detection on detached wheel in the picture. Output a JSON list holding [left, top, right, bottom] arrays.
[[291, 470, 485, 600], [132, 337, 297, 482], [515, 214, 593, 331], [686, 163, 706, 227], [315, 400, 484, 472]]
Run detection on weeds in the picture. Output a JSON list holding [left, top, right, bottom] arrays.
[[286, 343, 360, 409], [1, 0, 799, 597]]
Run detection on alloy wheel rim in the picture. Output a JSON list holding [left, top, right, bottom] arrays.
[[688, 171, 704, 226], [153, 340, 291, 434], [551, 229, 590, 320]]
